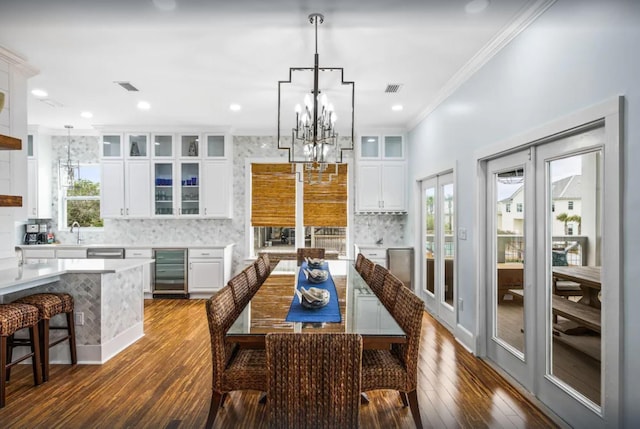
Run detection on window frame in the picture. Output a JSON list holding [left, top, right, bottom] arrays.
[[60, 163, 104, 230]]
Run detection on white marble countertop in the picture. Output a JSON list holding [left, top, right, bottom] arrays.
[[0, 258, 153, 294], [16, 243, 234, 250]]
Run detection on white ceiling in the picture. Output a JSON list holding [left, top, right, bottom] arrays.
[[0, 0, 539, 134]]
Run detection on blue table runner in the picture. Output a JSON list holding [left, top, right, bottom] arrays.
[[284, 262, 342, 323]]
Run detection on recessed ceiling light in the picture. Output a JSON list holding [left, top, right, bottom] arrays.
[[229, 103, 242, 112], [391, 104, 404, 112], [465, 0, 490, 14], [80, 111, 93, 118], [31, 89, 48, 97], [137, 101, 151, 110]]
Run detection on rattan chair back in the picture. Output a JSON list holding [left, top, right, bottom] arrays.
[[266, 333, 363, 429], [359, 258, 375, 283], [296, 248, 325, 266], [381, 272, 404, 310], [369, 264, 388, 296], [391, 286, 424, 391], [228, 271, 250, 309], [355, 253, 365, 272]]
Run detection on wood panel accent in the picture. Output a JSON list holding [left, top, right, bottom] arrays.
[[0, 134, 22, 150], [0, 299, 558, 428], [251, 163, 295, 227], [303, 164, 347, 227], [0, 195, 22, 207]]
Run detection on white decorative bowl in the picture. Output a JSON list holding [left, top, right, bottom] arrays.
[[304, 268, 329, 283], [305, 257, 325, 269], [299, 287, 330, 309]]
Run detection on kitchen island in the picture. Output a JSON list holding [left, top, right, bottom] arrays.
[[0, 258, 152, 364]]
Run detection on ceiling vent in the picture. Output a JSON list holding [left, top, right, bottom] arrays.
[[384, 83, 403, 93], [114, 81, 140, 92]]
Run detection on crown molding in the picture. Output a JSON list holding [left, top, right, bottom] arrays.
[[0, 45, 39, 78], [406, 0, 557, 131]]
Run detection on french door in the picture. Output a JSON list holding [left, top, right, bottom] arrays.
[[420, 172, 456, 330], [484, 113, 620, 427]]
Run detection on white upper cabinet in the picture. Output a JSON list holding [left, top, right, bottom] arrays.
[[26, 131, 52, 219], [358, 133, 404, 160], [101, 130, 232, 219]]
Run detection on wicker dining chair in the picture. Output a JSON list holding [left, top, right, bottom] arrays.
[[205, 286, 266, 429], [296, 248, 325, 266], [380, 272, 404, 310], [255, 255, 270, 284], [266, 333, 363, 429], [243, 263, 260, 297], [228, 271, 250, 311], [368, 264, 388, 296], [362, 286, 425, 429], [358, 257, 375, 283], [355, 253, 365, 272]]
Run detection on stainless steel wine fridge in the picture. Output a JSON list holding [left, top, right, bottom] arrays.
[[152, 248, 189, 298]]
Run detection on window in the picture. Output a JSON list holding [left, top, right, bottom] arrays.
[[516, 203, 523, 213], [567, 226, 574, 235], [568, 200, 574, 210], [506, 203, 511, 213], [63, 164, 103, 228], [251, 163, 348, 257]]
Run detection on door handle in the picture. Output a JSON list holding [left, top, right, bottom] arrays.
[[121, 208, 124, 215], [126, 208, 129, 215]]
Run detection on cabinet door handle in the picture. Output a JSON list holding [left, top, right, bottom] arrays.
[[189, 262, 193, 270], [204, 208, 207, 215], [121, 208, 124, 215], [201, 253, 210, 256], [126, 208, 129, 215]]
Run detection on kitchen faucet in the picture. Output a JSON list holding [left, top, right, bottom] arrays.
[[70, 221, 82, 244]]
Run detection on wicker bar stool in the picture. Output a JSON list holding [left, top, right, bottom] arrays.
[[13, 293, 77, 382], [1, 303, 42, 408]]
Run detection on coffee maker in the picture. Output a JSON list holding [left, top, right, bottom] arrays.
[[24, 224, 39, 245]]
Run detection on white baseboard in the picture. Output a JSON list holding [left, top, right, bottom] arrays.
[[454, 323, 476, 355], [49, 322, 145, 364]]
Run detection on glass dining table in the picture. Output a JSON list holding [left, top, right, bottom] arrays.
[[227, 259, 407, 349]]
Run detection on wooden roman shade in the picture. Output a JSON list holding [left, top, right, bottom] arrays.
[[251, 163, 296, 227], [303, 164, 348, 227]]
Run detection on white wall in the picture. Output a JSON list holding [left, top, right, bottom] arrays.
[[406, 1, 639, 425]]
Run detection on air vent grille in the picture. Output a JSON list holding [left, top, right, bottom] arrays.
[[384, 83, 403, 93], [114, 81, 139, 92]]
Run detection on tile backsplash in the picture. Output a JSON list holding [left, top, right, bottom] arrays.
[[41, 133, 406, 272]]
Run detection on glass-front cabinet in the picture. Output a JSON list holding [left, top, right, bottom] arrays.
[[154, 162, 175, 216], [205, 134, 226, 158], [153, 161, 200, 217], [180, 162, 200, 216], [153, 134, 174, 158], [102, 134, 123, 158], [180, 134, 200, 158], [127, 133, 149, 158], [358, 133, 404, 160]]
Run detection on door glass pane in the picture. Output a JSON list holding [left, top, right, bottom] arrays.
[[424, 186, 435, 295], [181, 163, 199, 215], [154, 163, 174, 215], [495, 168, 525, 355], [548, 151, 602, 406], [442, 183, 455, 307], [154, 135, 173, 157]]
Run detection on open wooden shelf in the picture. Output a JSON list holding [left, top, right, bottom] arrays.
[[0, 133, 22, 150], [0, 195, 22, 207]]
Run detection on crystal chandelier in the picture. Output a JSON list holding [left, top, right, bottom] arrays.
[[59, 125, 80, 188], [277, 13, 354, 183]]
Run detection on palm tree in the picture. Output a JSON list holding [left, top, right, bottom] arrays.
[[567, 214, 582, 235], [556, 212, 569, 235]]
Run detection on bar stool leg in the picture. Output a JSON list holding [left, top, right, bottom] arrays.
[[1, 335, 7, 408], [30, 324, 42, 386], [5, 334, 13, 381], [66, 312, 77, 364], [40, 319, 50, 382]]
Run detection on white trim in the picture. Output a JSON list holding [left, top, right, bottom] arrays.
[[407, 0, 556, 131], [454, 323, 476, 354]]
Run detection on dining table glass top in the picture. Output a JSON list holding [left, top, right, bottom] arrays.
[[228, 259, 406, 340]]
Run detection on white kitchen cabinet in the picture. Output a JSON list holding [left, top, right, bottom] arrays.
[[21, 247, 56, 259], [356, 245, 387, 267], [353, 290, 398, 334], [153, 161, 201, 217], [101, 159, 151, 218], [202, 161, 232, 218], [356, 161, 406, 212], [188, 247, 232, 296], [358, 134, 404, 160], [55, 248, 87, 259], [126, 248, 152, 294], [26, 132, 52, 219]]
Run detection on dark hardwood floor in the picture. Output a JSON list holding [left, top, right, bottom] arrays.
[[0, 299, 557, 428]]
